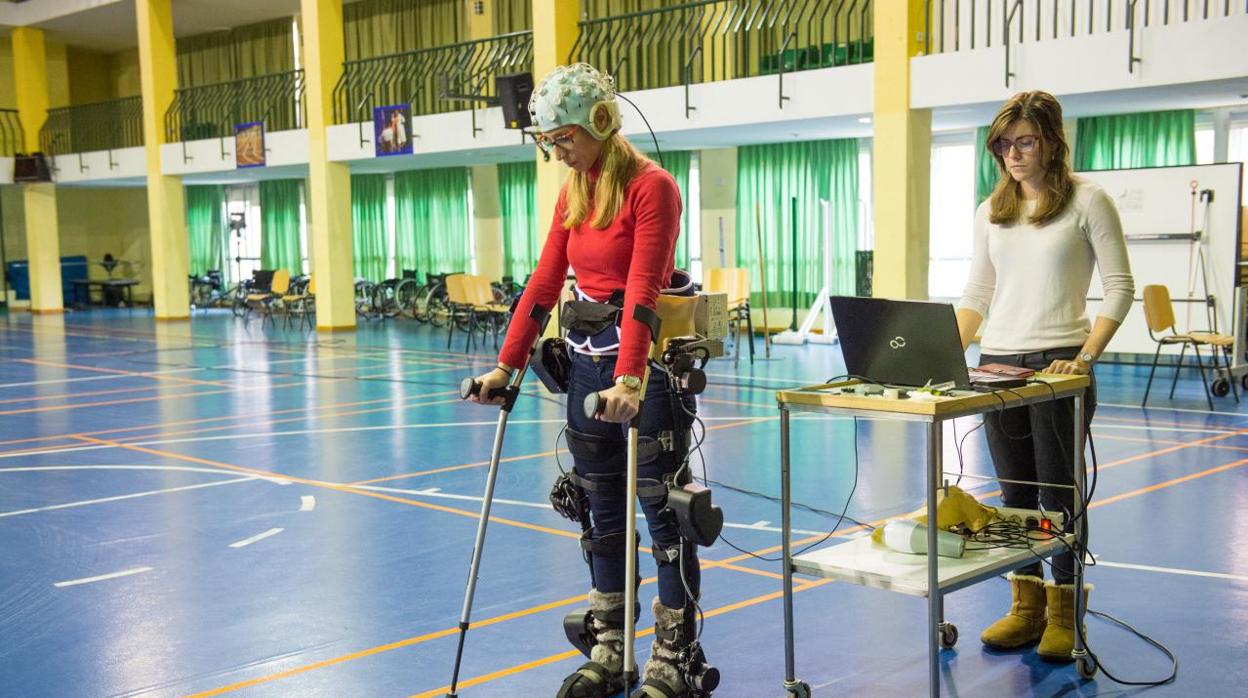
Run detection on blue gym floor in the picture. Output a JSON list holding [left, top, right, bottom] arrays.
[[1, 309, 1245, 697]]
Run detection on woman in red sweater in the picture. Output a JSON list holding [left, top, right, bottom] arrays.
[[469, 63, 701, 698]]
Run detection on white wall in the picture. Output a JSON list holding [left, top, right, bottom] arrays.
[[913, 14, 1248, 110], [47, 146, 144, 184]]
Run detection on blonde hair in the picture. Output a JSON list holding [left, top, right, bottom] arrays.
[[986, 91, 1074, 226], [562, 132, 651, 229]]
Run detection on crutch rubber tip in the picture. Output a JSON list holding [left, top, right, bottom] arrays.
[[583, 391, 605, 419]]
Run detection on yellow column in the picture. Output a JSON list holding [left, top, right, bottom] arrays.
[[872, 0, 931, 300], [302, 0, 355, 331], [136, 0, 190, 320], [12, 27, 63, 314], [467, 0, 495, 40], [467, 4, 503, 281], [531, 0, 579, 246]]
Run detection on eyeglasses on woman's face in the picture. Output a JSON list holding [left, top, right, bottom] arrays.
[[535, 128, 576, 156], [992, 135, 1039, 157]]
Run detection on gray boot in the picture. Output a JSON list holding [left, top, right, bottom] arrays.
[[632, 598, 694, 698], [557, 589, 633, 698]]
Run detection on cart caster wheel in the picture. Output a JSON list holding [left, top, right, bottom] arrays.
[[784, 680, 811, 698], [1241, 375, 1248, 391], [1076, 656, 1097, 679], [1212, 378, 1230, 398], [939, 623, 959, 649]]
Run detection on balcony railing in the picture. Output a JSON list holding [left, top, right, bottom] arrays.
[[332, 31, 534, 125], [924, 0, 1248, 55], [39, 96, 143, 156], [0, 109, 22, 157], [571, 0, 873, 93], [164, 70, 305, 143]]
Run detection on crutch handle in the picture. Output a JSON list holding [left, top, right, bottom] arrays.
[[460, 377, 508, 402], [583, 391, 606, 419]]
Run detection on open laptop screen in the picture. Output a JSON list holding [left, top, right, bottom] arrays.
[[830, 296, 971, 390]]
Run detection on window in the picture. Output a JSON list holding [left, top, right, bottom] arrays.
[[1230, 121, 1248, 202], [225, 184, 262, 284], [1195, 121, 1215, 165], [928, 135, 976, 299], [688, 153, 702, 283], [858, 140, 874, 250]]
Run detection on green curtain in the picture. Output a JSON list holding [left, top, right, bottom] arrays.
[[736, 139, 859, 309], [974, 126, 1000, 205], [645, 150, 692, 269], [185, 185, 226, 277], [344, 0, 465, 61], [351, 174, 390, 282], [177, 18, 294, 87], [394, 167, 472, 277], [498, 161, 538, 282], [1074, 109, 1196, 171], [495, 0, 533, 33], [259, 179, 304, 273]]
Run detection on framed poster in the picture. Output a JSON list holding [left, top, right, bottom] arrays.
[[373, 104, 413, 156], [235, 122, 266, 168]]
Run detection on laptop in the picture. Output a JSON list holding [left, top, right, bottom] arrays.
[[830, 296, 974, 391]]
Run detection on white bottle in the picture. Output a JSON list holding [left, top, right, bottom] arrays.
[[881, 519, 966, 559]]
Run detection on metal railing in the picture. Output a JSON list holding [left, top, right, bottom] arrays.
[[39, 96, 143, 156], [925, 0, 1248, 55], [571, 0, 874, 94], [164, 69, 305, 143], [0, 109, 23, 156], [332, 31, 533, 125]]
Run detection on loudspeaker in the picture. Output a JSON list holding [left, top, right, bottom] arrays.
[[14, 152, 52, 183], [495, 72, 533, 130]]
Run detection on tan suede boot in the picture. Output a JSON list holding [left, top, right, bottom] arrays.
[[980, 574, 1047, 649], [1038, 581, 1092, 662]]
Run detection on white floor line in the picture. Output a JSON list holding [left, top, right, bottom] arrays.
[[0, 367, 205, 390], [0, 476, 257, 518], [229, 527, 285, 549], [357, 485, 830, 536], [299, 495, 316, 511], [54, 566, 153, 588], [0, 464, 250, 476], [1099, 401, 1248, 419], [1094, 558, 1248, 583], [1091, 423, 1242, 435]]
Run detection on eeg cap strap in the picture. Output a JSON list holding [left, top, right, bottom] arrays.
[[528, 63, 622, 140]]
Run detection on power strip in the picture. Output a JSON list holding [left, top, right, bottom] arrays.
[[995, 506, 1065, 530]]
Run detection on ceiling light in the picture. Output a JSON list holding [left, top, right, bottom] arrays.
[[858, 117, 872, 124]]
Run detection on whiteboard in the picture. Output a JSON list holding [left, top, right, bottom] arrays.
[[1080, 163, 1244, 356]]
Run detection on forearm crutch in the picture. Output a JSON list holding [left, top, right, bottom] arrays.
[[582, 305, 662, 689], [447, 304, 551, 698]]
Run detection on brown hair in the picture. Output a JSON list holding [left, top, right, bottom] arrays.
[[985, 91, 1074, 226], [562, 130, 651, 229]]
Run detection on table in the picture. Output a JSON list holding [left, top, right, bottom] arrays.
[[775, 375, 1092, 697], [72, 278, 139, 308]]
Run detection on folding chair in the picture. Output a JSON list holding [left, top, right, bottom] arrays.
[[705, 267, 754, 365], [1141, 284, 1240, 410]]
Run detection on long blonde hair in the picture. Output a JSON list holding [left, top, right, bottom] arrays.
[[986, 91, 1075, 226], [562, 132, 651, 229]]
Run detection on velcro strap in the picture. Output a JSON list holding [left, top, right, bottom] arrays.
[[636, 430, 677, 466], [651, 544, 681, 566], [566, 470, 623, 495], [565, 427, 623, 463], [580, 530, 628, 558]]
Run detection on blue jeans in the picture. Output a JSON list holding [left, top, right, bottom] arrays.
[[566, 351, 699, 608], [981, 346, 1096, 585]]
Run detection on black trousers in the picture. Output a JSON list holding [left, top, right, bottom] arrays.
[[980, 346, 1095, 585]]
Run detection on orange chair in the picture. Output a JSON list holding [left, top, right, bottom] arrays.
[[1141, 284, 1240, 410], [246, 268, 291, 328], [282, 275, 315, 331]]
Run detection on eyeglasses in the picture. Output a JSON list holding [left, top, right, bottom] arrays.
[[992, 135, 1038, 157], [534, 130, 575, 155]]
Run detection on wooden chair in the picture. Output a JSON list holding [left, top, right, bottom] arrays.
[[704, 267, 754, 365], [282, 275, 315, 331], [464, 274, 511, 350], [1141, 284, 1239, 410], [246, 269, 290, 328]]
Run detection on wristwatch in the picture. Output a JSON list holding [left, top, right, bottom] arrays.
[[1078, 352, 1095, 366], [615, 374, 642, 391]]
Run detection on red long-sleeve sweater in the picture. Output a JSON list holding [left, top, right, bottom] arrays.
[[498, 161, 682, 380]]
